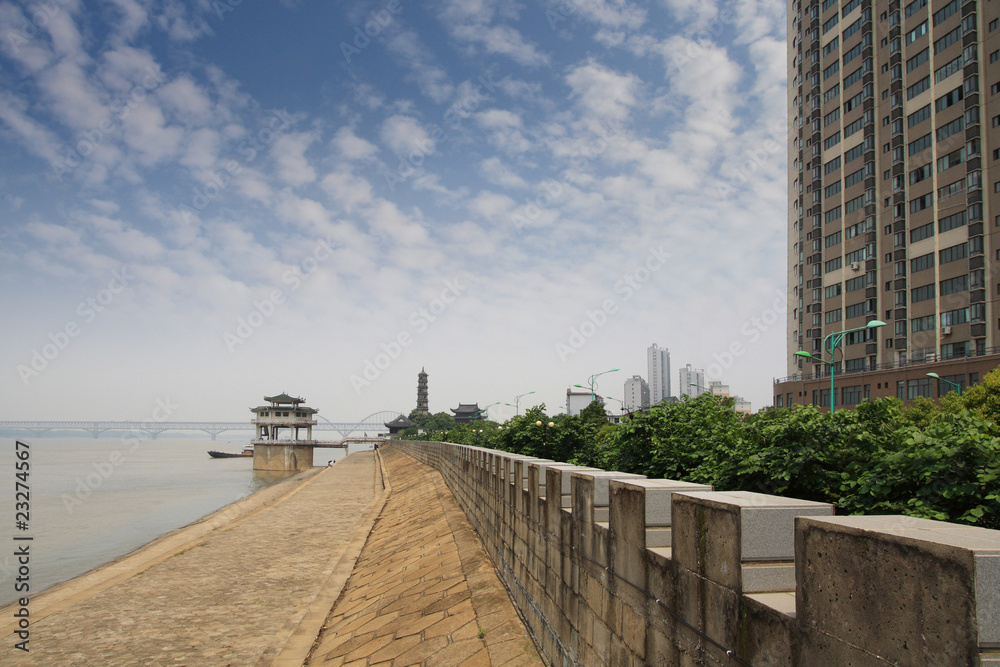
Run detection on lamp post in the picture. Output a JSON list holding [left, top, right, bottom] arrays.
[[604, 396, 624, 413], [473, 401, 501, 421], [506, 391, 535, 416], [574, 367, 620, 402], [688, 381, 711, 396], [795, 320, 886, 413], [535, 419, 555, 459], [927, 372, 962, 396]]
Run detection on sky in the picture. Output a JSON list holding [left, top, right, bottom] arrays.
[[0, 0, 789, 423]]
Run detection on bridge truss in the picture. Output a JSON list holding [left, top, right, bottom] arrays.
[[0, 411, 404, 440]]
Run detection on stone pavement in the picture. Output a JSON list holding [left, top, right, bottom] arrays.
[[306, 446, 543, 667], [0, 451, 385, 666]]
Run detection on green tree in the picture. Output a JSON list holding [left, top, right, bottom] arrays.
[[962, 366, 1000, 424]]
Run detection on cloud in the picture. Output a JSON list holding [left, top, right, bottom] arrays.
[[121, 102, 184, 166], [565, 60, 640, 121], [271, 132, 318, 186], [321, 167, 374, 212], [386, 30, 454, 103], [380, 115, 433, 157], [158, 76, 214, 123], [332, 126, 378, 160], [479, 157, 527, 189], [438, 0, 549, 66]]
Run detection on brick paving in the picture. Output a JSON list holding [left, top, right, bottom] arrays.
[[0, 452, 382, 666], [306, 446, 542, 667]]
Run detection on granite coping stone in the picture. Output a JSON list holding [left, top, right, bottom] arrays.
[[674, 490, 834, 561], [611, 479, 714, 527]]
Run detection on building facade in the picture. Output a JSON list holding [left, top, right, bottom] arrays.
[[566, 389, 602, 416], [647, 343, 671, 404], [623, 375, 650, 410], [778, 0, 1000, 408], [678, 364, 707, 398]]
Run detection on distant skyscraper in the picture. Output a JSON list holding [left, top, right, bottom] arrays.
[[678, 364, 706, 398], [415, 368, 429, 414], [624, 375, 650, 410], [647, 344, 670, 404]]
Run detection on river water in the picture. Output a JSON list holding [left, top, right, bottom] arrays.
[[0, 437, 350, 607]]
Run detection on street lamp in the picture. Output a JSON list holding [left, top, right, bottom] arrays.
[[927, 372, 962, 396], [473, 401, 501, 421], [688, 381, 711, 396], [574, 367, 620, 402], [795, 320, 886, 413], [604, 396, 624, 412], [506, 391, 536, 416], [535, 419, 555, 458]]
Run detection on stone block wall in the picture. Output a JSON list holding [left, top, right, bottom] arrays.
[[390, 440, 1000, 666]]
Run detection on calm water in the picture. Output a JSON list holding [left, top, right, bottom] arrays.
[[0, 437, 351, 606]]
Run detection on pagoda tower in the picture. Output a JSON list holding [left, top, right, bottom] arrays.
[[250, 393, 319, 471], [415, 368, 429, 414]]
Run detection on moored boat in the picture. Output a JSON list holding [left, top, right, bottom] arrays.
[[208, 445, 254, 458]]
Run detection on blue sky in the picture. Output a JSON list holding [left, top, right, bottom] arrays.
[[0, 0, 788, 422]]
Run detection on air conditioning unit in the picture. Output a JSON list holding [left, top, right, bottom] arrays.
[[942, 326, 952, 335], [851, 262, 861, 271]]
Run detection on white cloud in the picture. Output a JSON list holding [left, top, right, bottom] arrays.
[[386, 30, 455, 103], [332, 126, 378, 160], [321, 168, 373, 212], [121, 102, 184, 166], [565, 60, 640, 121], [271, 132, 318, 187], [468, 191, 516, 220], [380, 115, 433, 157], [479, 157, 527, 189], [365, 200, 429, 246], [158, 76, 214, 123]]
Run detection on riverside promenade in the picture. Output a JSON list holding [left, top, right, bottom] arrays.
[[0, 448, 542, 666]]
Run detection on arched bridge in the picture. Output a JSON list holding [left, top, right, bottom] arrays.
[[0, 411, 404, 440]]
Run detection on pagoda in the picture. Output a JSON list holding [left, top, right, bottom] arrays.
[[415, 368, 429, 414], [250, 393, 320, 471]]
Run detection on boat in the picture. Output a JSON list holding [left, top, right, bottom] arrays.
[[208, 445, 254, 459]]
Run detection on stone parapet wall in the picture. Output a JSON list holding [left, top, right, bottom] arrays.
[[389, 440, 1000, 666]]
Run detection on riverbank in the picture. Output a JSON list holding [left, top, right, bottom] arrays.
[[0, 451, 384, 665]]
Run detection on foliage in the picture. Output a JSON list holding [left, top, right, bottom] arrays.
[[423, 392, 1000, 531], [961, 366, 1000, 425], [838, 411, 1000, 529]]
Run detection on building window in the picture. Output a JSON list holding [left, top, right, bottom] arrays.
[[911, 283, 935, 302], [908, 378, 933, 400], [842, 385, 864, 405]]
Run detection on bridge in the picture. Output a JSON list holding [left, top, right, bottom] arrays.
[[0, 411, 404, 440]]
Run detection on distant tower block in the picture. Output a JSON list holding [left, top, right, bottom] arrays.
[[415, 368, 430, 414], [250, 393, 319, 472]]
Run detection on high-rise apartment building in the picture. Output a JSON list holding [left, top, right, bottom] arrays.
[[647, 343, 671, 404], [776, 0, 1000, 408], [624, 375, 650, 409], [678, 364, 706, 398]]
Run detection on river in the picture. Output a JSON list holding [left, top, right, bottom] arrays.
[[0, 436, 351, 607]]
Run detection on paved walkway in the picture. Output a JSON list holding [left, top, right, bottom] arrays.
[[0, 452, 385, 666], [307, 447, 542, 667]]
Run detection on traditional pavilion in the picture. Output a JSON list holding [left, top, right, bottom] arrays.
[[451, 403, 484, 424], [250, 393, 321, 471], [384, 414, 414, 438]]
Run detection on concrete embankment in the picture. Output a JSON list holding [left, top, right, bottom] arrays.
[[0, 452, 384, 665], [0, 448, 543, 666]]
